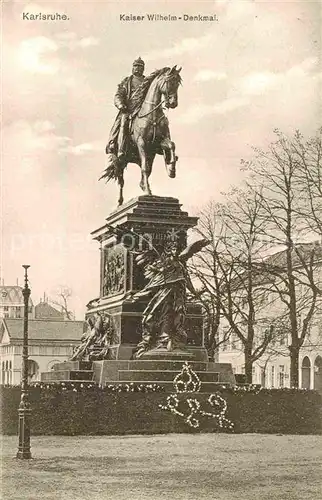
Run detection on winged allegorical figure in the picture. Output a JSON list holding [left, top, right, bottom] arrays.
[[130, 237, 209, 358]]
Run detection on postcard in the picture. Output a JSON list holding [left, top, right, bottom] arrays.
[[1, 1, 321, 499]]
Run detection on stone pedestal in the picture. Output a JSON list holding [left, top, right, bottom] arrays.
[[41, 195, 236, 389], [87, 195, 207, 361]]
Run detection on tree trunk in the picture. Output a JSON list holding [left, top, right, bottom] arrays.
[[289, 344, 300, 388], [244, 345, 253, 384]]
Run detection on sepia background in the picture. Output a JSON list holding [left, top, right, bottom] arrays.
[[2, 0, 321, 317]]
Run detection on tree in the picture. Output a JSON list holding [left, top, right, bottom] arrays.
[[189, 202, 228, 361], [192, 194, 281, 383], [242, 129, 322, 387], [51, 286, 75, 320], [293, 128, 322, 237], [198, 293, 229, 362]]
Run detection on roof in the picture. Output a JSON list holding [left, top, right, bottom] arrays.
[[1, 319, 85, 341], [35, 302, 64, 320], [0, 286, 33, 307], [225, 242, 322, 291], [265, 243, 322, 269]]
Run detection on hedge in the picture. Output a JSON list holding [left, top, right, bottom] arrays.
[[1, 384, 321, 435]]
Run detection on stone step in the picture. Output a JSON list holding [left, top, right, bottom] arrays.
[[37, 380, 96, 385], [117, 370, 219, 383], [41, 370, 94, 382], [105, 380, 230, 393], [52, 361, 92, 372], [139, 351, 194, 361], [127, 360, 208, 372]]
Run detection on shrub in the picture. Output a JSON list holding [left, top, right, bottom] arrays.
[[1, 384, 321, 435]]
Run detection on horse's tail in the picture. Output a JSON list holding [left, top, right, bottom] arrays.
[[99, 153, 121, 182]]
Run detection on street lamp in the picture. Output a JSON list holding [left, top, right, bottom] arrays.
[[16, 265, 32, 459]]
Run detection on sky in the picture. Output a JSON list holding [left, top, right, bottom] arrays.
[[1, 0, 321, 318]]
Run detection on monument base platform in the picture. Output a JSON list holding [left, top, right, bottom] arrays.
[[41, 355, 236, 392]]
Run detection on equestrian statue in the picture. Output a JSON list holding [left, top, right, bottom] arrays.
[[101, 57, 182, 205]]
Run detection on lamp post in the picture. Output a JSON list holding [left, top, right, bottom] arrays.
[[16, 265, 32, 459]]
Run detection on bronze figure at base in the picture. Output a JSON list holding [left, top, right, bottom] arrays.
[[129, 238, 209, 359], [71, 313, 114, 362]]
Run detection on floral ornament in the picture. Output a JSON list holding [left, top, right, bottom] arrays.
[[173, 362, 201, 393], [31, 381, 164, 393], [105, 383, 164, 393], [200, 394, 234, 430], [159, 363, 234, 429], [231, 384, 262, 394]]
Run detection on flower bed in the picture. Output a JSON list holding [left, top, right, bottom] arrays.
[[1, 383, 321, 435]]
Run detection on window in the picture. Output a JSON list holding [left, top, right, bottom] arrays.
[[14, 345, 22, 355], [53, 346, 60, 355], [231, 334, 239, 350], [30, 346, 39, 355], [271, 366, 275, 388], [318, 321, 322, 337], [4, 306, 9, 311], [260, 367, 266, 387], [279, 365, 285, 388], [39, 346, 47, 355], [15, 306, 22, 318]]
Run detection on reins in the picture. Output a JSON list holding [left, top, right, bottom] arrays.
[[137, 100, 165, 119], [137, 76, 172, 119]]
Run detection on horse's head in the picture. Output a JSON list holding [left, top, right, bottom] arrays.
[[160, 65, 182, 109]]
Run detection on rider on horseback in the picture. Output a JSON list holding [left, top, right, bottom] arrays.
[[107, 57, 146, 160], [102, 62, 182, 205]]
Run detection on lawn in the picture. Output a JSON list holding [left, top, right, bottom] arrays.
[[1, 434, 321, 500]]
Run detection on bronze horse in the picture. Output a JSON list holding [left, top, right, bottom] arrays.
[[101, 66, 182, 205]]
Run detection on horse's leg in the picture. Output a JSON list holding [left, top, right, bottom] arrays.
[[160, 137, 177, 178], [137, 137, 152, 195], [146, 151, 156, 178], [117, 164, 125, 206]]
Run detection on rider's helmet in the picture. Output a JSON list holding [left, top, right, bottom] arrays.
[[133, 57, 145, 68]]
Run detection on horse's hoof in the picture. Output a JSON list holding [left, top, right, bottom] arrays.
[[168, 164, 176, 178]]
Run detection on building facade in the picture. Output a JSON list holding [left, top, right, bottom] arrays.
[[0, 285, 34, 320], [217, 245, 322, 390], [0, 318, 85, 385], [219, 323, 322, 390]]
